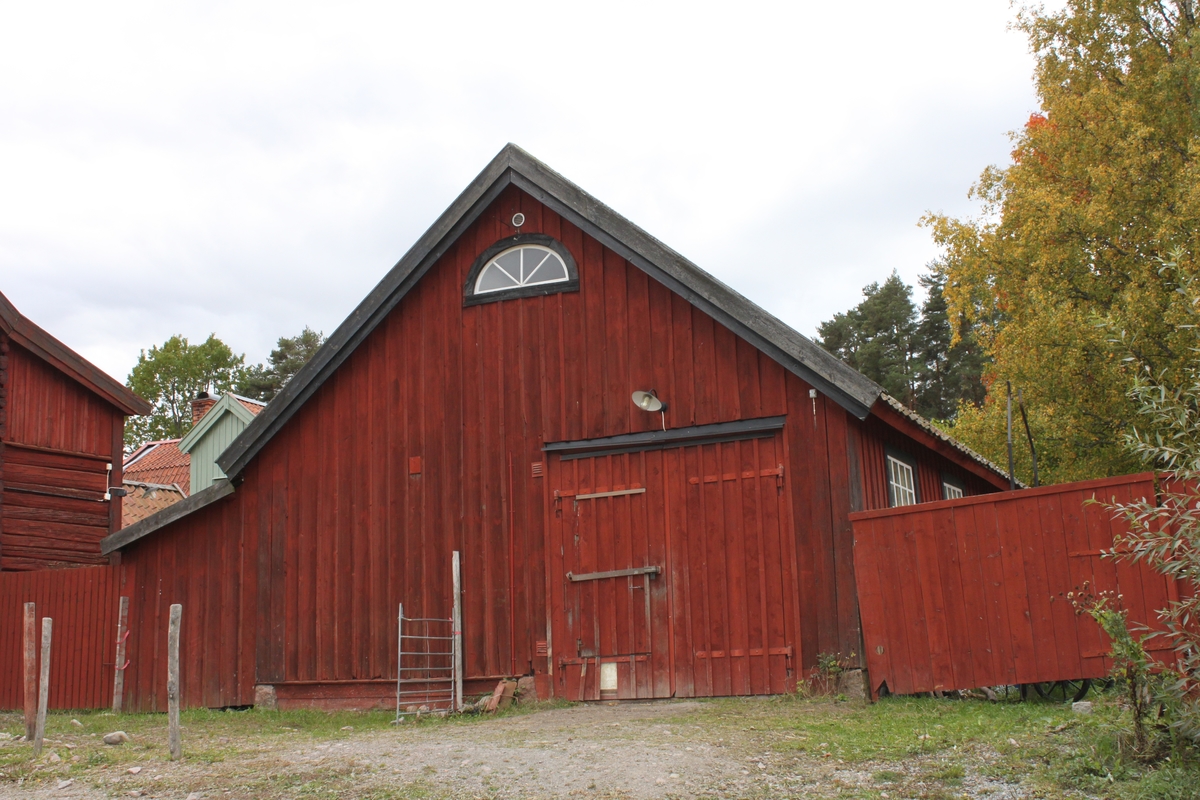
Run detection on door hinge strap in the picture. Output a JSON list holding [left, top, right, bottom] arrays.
[[567, 565, 661, 582]]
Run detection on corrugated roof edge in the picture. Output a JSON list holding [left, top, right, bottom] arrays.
[[878, 393, 1025, 489], [216, 143, 883, 479], [102, 479, 234, 554]]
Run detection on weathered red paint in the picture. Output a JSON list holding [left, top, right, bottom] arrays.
[[0, 565, 122, 709], [93, 186, 1003, 710], [850, 473, 1175, 698], [1, 341, 128, 570]]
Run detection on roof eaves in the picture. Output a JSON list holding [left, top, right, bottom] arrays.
[[0, 290, 153, 416], [876, 393, 1025, 489], [215, 148, 519, 477], [101, 479, 234, 554], [229, 392, 267, 408]]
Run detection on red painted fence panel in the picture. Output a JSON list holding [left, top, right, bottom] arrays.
[[850, 473, 1176, 698], [0, 565, 122, 710]]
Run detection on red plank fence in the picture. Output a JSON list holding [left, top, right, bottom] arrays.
[[0, 565, 123, 709], [849, 472, 1178, 699]]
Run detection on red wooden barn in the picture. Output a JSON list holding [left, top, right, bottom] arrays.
[[101, 145, 1011, 711], [0, 290, 151, 571]]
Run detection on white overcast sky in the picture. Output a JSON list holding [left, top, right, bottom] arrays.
[[0, 1, 1053, 383]]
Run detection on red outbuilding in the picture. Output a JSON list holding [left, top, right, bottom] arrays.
[[101, 146, 1011, 711], [0, 291, 151, 571]]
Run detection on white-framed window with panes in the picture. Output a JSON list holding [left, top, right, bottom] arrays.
[[886, 453, 918, 507], [941, 472, 966, 500], [464, 234, 579, 307]]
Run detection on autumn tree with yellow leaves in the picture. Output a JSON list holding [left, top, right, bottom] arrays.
[[925, 0, 1200, 484]]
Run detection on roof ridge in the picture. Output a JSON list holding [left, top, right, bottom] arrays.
[[215, 144, 884, 479]]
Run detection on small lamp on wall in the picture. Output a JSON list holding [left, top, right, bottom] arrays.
[[631, 390, 667, 430]]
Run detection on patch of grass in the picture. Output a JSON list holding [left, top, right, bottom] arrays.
[[872, 769, 903, 782], [922, 763, 965, 784], [684, 693, 1075, 761]]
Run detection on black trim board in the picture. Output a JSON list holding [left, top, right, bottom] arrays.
[[101, 479, 235, 554], [217, 144, 882, 479], [545, 416, 785, 460]]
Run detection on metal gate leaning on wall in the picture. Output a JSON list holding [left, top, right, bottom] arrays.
[[545, 420, 800, 700]]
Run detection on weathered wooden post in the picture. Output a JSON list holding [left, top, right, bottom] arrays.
[[452, 551, 463, 712], [22, 603, 36, 741], [32, 617, 52, 757], [167, 603, 182, 761], [112, 596, 129, 713]]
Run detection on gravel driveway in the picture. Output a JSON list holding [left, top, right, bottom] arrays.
[[3, 699, 1040, 799]]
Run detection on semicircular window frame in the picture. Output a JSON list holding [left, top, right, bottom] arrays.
[[464, 234, 579, 307]]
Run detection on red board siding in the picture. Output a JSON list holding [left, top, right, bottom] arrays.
[[6, 343, 122, 457], [850, 473, 1174, 697], [1, 342, 125, 570], [0, 566, 121, 710], [856, 415, 995, 510], [546, 435, 798, 701], [118, 483, 258, 712], [108, 184, 998, 706], [1, 443, 113, 570]]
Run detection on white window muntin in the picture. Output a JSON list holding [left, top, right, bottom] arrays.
[[943, 482, 964, 500], [887, 455, 917, 507], [474, 244, 569, 295]]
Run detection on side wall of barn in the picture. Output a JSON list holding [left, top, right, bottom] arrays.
[[1, 342, 125, 571], [118, 471, 259, 711]]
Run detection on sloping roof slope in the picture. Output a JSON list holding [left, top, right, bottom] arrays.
[[102, 479, 234, 555], [121, 480, 187, 527], [877, 393, 1021, 489], [232, 394, 267, 415], [124, 439, 190, 494], [217, 144, 882, 478], [0, 290, 151, 416]]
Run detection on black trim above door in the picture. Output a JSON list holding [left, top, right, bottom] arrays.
[[543, 416, 786, 461]]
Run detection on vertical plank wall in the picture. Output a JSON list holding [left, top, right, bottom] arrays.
[[850, 473, 1174, 698], [113, 184, 1001, 706], [119, 480, 258, 712], [0, 566, 121, 709]]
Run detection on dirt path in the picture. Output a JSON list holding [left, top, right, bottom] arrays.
[[3, 700, 1039, 799]]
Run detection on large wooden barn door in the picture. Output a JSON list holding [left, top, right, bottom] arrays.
[[669, 432, 798, 698], [546, 429, 799, 700], [549, 452, 672, 700]]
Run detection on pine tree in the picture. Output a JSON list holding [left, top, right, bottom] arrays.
[[817, 271, 987, 421], [236, 327, 325, 402], [817, 272, 918, 406]]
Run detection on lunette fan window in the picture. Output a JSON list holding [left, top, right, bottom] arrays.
[[474, 245, 570, 295]]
